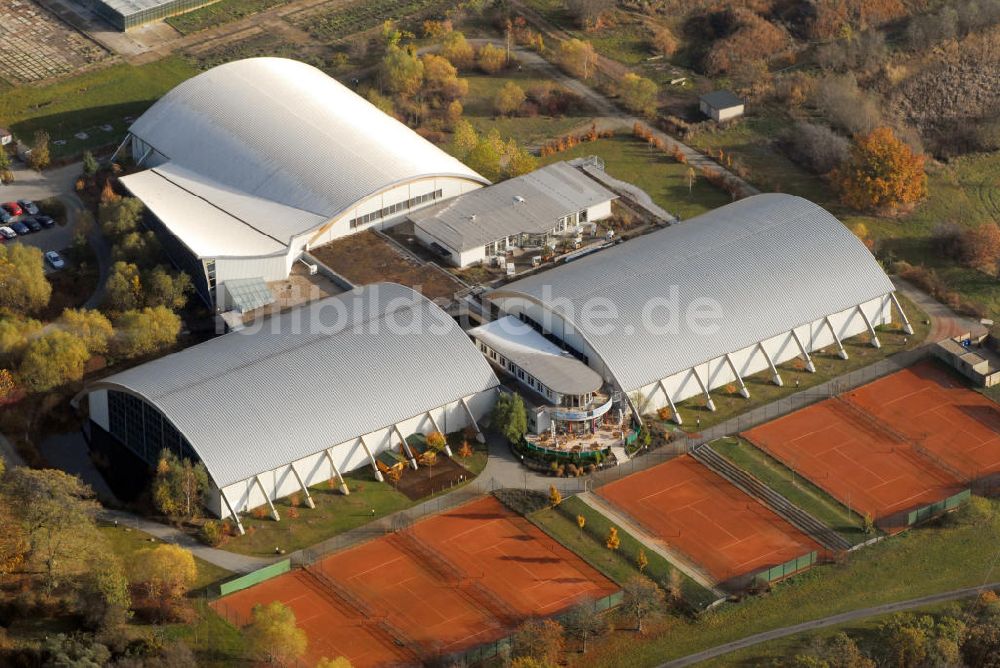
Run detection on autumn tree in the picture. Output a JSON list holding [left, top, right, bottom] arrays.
[[58, 308, 114, 355], [512, 618, 564, 665], [82, 150, 100, 178], [3, 467, 100, 590], [832, 127, 927, 212], [637, 548, 649, 573], [0, 315, 41, 367], [0, 244, 52, 314], [650, 26, 678, 57], [501, 138, 538, 178], [105, 261, 143, 311], [791, 632, 874, 668], [381, 45, 424, 98], [702, 9, 788, 76], [316, 658, 353, 668], [562, 603, 607, 654], [421, 53, 468, 102], [0, 477, 28, 581], [557, 39, 597, 79], [451, 119, 479, 159], [960, 223, 1000, 276], [143, 265, 193, 310], [18, 330, 90, 392], [426, 431, 447, 452], [99, 197, 144, 238], [112, 230, 161, 266], [548, 484, 562, 507], [622, 576, 664, 632], [477, 43, 507, 74], [366, 89, 396, 117], [619, 73, 659, 116], [153, 449, 209, 522], [131, 543, 197, 603], [577, 514, 586, 535], [606, 526, 620, 551], [27, 130, 50, 171], [0, 146, 12, 184], [494, 81, 526, 116], [112, 306, 181, 359], [0, 368, 16, 403], [246, 601, 308, 666], [440, 31, 475, 69]]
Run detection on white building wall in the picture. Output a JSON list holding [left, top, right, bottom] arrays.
[[306, 176, 484, 249], [716, 105, 745, 122], [632, 294, 892, 413], [218, 387, 498, 515], [586, 200, 613, 222]]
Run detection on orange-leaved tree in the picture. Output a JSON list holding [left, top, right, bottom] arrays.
[[832, 127, 926, 212]]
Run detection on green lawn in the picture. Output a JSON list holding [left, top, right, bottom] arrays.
[[538, 135, 732, 219], [655, 291, 930, 433], [166, 0, 291, 34], [700, 601, 961, 667], [687, 113, 833, 205], [0, 58, 198, 160], [709, 436, 868, 544], [101, 525, 232, 590], [531, 496, 718, 609], [220, 468, 413, 557], [580, 498, 1000, 667]]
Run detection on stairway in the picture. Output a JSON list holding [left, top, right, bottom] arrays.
[[691, 443, 852, 552], [610, 445, 630, 464]]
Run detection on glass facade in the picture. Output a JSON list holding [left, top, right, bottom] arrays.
[[349, 189, 443, 230], [107, 390, 196, 465], [94, 0, 218, 31]]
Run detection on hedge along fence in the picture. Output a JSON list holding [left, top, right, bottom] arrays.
[[218, 559, 291, 597], [753, 550, 818, 586], [520, 438, 612, 462], [907, 489, 971, 526], [451, 590, 624, 665]]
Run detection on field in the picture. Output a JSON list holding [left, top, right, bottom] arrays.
[[0, 57, 198, 160], [844, 360, 1000, 489], [309, 230, 466, 303], [215, 497, 617, 663], [537, 135, 732, 220], [578, 495, 1000, 667], [529, 496, 720, 609], [166, 0, 291, 34], [288, 0, 454, 41], [743, 398, 966, 530], [410, 496, 618, 617], [598, 456, 822, 589], [709, 437, 869, 544], [211, 571, 412, 667]]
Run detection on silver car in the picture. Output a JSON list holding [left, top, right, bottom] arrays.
[[18, 200, 39, 216], [0, 226, 16, 240], [44, 251, 64, 269]]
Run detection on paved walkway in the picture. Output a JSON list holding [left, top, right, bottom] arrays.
[[657, 583, 1000, 667], [577, 491, 724, 598], [894, 277, 988, 342], [100, 508, 273, 575]]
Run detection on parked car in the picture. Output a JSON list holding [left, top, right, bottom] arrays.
[[35, 215, 54, 228], [0, 209, 10, 224], [10, 221, 29, 235], [0, 227, 16, 240], [2, 202, 23, 217], [23, 217, 42, 232], [44, 251, 64, 270], [17, 200, 38, 215]]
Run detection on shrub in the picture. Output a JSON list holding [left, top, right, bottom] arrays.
[[200, 520, 223, 547], [477, 43, 506, 74], [493, 489, 549, 515], [494, 81, 526, 116], [782, 122, 849, 174]]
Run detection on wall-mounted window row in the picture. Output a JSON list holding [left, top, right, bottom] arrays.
[[108, 390, 196, 464], [349, 189, 444, 230]]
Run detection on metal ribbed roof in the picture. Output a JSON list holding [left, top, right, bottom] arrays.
[[469, 316, 604, 396], [128, 57, 489, 222], [88, 284, 499, 487], [489, 194, 896, 393], [410, 162, 615, 252]]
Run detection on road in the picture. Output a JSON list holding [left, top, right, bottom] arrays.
[[658, 583, 1000, 667]]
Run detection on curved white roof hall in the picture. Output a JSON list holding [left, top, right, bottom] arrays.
[[128, 57, 488, 223], [489, 194, 896, 393], [86, 284, 500, 488]]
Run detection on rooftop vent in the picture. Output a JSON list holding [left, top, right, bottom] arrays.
[[470, 214, 477, 221], [513, 195, 526, 204]]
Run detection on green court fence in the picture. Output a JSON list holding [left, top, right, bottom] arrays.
[[755, 551, 817, 585], [907, 489, 971, 526], [450, 590, 623, 664], [218, 559, 291, 597]]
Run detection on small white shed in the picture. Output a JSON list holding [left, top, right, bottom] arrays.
[[699, 90, 745, 122]]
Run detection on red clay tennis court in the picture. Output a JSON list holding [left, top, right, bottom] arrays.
[[311, 534, 504, 654], [211, 571, 412, 667], [598, 455, 822, 586], [743, 397, 966, 529], [410, 496, 618, 617], [844, 361, 1000, 485]]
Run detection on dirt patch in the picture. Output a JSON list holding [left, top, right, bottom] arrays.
[[0, 1, 108, 84], [393, 455, 471, 501], [310, 230, 466, 305]]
